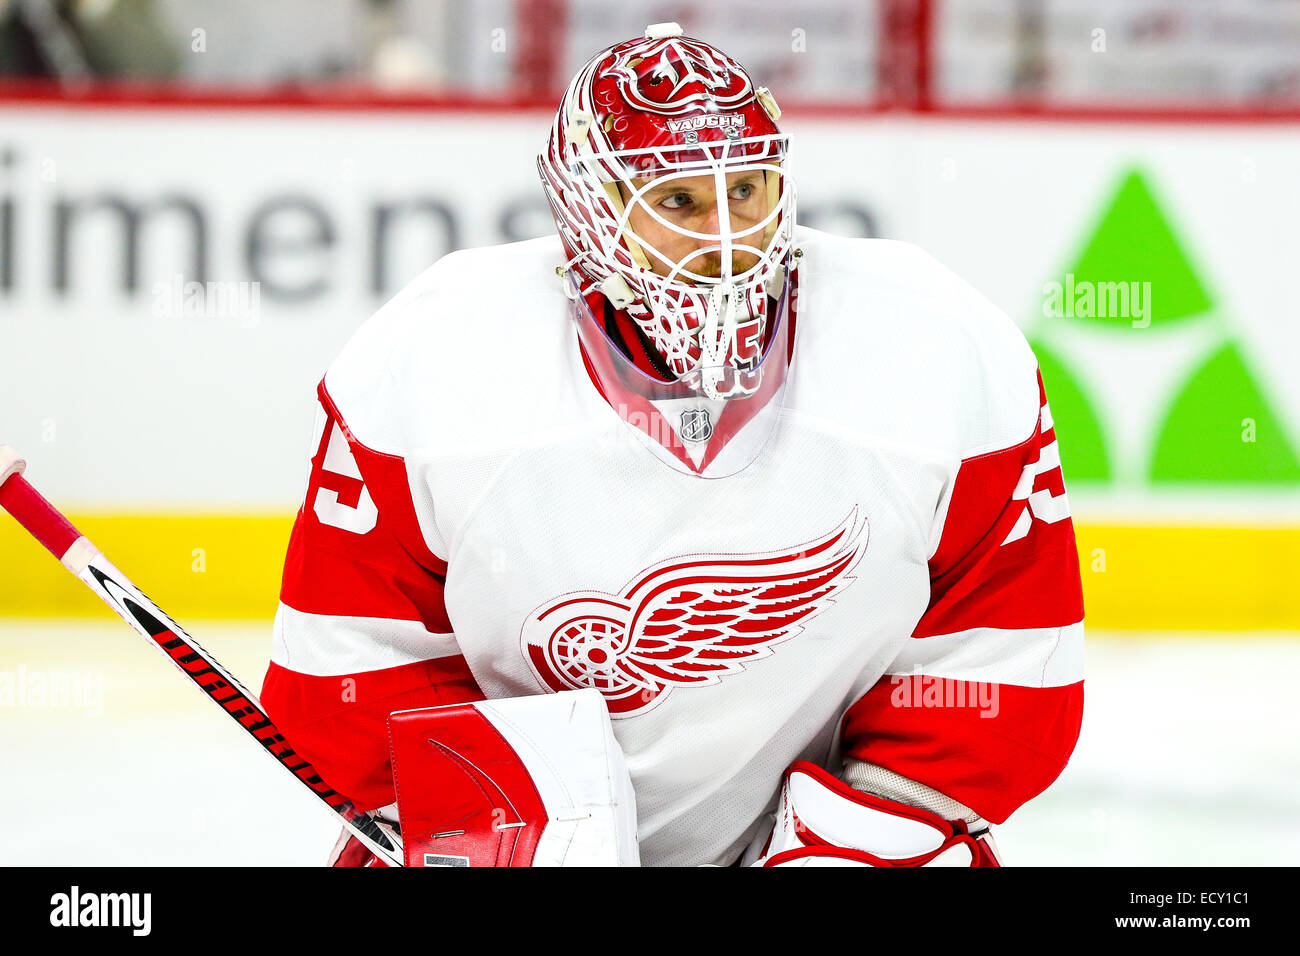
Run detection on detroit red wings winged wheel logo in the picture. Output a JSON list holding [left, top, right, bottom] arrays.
[[521, 511, 868, 717], [611, 37, 752, 116]]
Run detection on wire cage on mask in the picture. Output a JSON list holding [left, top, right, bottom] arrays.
[[577, 135, 791, 283], [557, 135, 794, 385], [542, 119, 796, 382], [538, 25, 800, 456]]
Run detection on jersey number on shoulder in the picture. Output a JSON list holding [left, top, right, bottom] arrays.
[[1002, 400, 1069, 546], [312, 417, 379, 535]]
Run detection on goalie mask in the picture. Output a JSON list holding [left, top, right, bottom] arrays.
[[539, 24, 797, 475]]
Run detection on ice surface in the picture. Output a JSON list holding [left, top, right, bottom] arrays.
[[1, 620, 1297, 865]]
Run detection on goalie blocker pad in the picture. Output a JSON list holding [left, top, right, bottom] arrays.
[[744, 761, 1002, 867], [388, 689, 640, 867]]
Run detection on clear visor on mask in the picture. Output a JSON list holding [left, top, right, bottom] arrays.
[[567, 267, 793, 478]]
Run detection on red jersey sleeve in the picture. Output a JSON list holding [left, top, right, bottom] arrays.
[[261, 380, 483, 812], [842, 369, 1084, 823]]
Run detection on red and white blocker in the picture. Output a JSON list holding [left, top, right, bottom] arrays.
[[386, 689, 639, 867]]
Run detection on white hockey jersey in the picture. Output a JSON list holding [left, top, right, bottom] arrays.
[[263, 226, 1085, 867]]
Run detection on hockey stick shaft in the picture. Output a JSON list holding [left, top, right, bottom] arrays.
[[0, 447, 401, 865]]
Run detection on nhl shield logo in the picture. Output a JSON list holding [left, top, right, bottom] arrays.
[[680, 408, 713, 443]]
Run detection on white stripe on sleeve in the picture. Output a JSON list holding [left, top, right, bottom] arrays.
[[272, 603, 460, 676], [889, 621, 1084, 688]]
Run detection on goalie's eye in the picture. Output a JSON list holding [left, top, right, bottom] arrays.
[[659, 192, 693, 210], [658, 182, 754, 211]]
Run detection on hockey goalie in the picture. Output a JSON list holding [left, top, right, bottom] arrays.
[[261, 24, 1085, 867]]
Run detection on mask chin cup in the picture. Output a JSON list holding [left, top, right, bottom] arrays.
[[568, 271, 793, 478]]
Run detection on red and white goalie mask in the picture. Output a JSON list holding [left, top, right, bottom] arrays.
[[539, 23, 797, 421]]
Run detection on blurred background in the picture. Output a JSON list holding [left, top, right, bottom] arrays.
[[1, 0, 1298, 866]]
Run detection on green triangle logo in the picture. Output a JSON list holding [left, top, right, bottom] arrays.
[[1063, 169, 1213, 329], [1033, 167, 1300, 486], [1152, 343, 1300, 483]]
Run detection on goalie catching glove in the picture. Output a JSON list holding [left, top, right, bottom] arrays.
[[744, 761, 1002, 867]]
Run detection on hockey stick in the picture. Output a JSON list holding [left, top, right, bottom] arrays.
[[0, 446, 402, 866]]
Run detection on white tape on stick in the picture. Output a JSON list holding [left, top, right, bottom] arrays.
[[0, 445, 27, 486]]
